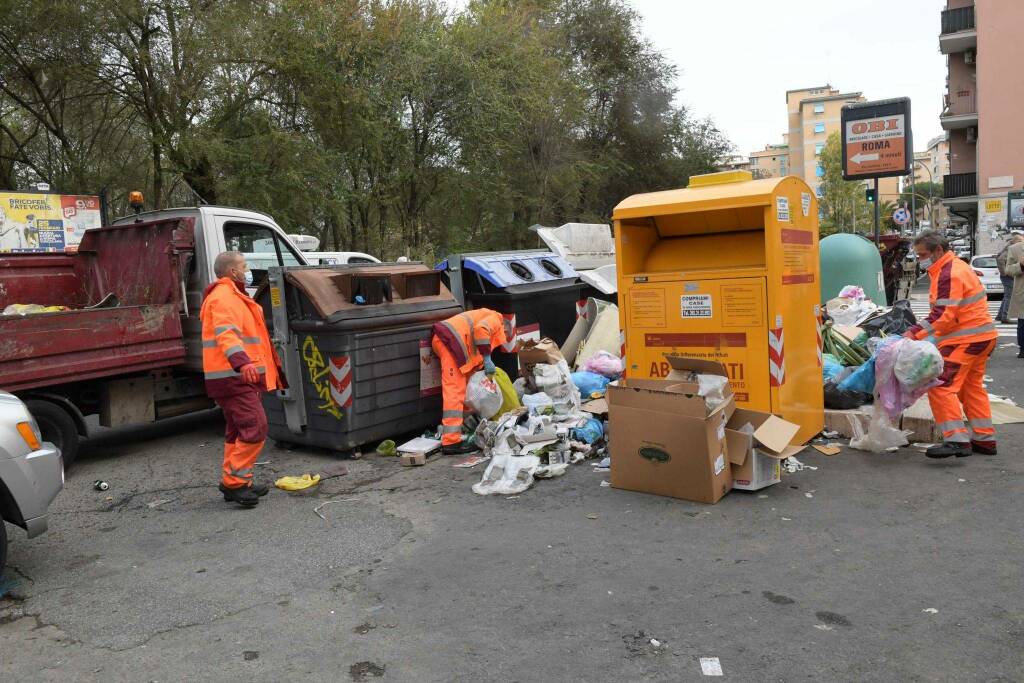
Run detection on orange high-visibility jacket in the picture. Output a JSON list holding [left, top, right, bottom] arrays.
[[908, 250, 997, 348], [199, 277, 284, 398], [432, 309, 509, 374]]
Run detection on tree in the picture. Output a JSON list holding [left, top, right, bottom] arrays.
[[818, 132, 872, 235]]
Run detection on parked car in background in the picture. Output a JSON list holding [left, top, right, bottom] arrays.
[[971, 254, 1003, 296], [0, 391, 63, 572], [304, 251, 381, 265]]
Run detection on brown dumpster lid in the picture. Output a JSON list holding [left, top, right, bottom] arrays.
[[283, 264, 454, 318]]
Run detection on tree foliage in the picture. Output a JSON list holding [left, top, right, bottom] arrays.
[[0, 0, 731, 260], [817, 132, 873, 236]]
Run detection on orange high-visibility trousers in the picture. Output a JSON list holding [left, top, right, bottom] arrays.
[[927, 339, 996, 446], [432, 335, 476, 446], [217, 387, 268, 488]]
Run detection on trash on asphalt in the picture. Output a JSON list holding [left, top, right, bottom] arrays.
[[699, 656, 724, 676], [275, 474, 321, 490], [376, 439, 398, 457], [93, 480, 109, 491], [452, 455, 489, 468], [313, 498, 357, 520], [725, 409, 805, 491]]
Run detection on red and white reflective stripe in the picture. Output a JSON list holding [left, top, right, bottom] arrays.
[[329, 356, 353, 408], [576, 299, 588, 320], [500, 313, 517, 352], [619, 330, 627, 378], [768, 325, 786, 387], [814, 304, 823, 367]]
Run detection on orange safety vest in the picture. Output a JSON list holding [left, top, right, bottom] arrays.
[[433, 309, 509, 374], [909, 250, 997, 348], [199, 277, 284, 397]]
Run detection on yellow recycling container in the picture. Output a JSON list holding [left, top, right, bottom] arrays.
[[612, 170, 824, 442]]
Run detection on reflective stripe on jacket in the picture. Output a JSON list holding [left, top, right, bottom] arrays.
[[200, 277, 284, 398], [431, 308, 508, 375], [908, 251, 996, 347]]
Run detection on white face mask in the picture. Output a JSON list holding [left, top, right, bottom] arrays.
[[918, 256, 933, 269]]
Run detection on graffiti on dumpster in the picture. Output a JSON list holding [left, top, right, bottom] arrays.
[[301, 335, 344, 420]]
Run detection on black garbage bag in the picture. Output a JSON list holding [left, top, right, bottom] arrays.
[[860, 299, 917, 337], [824, 381, 871, 410]]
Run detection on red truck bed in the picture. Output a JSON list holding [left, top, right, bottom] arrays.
[[0, 218, 195, 392]]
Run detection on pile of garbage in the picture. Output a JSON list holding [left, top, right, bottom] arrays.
[[470, 321, 622, 496], [822, 285, 944, 452]]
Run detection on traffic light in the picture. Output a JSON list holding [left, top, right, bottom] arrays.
[[865, 187, 877, 203]]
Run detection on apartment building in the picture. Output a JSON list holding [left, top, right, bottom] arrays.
[[940, 0, 1024, 254], [905, 133, 950, 227], [747, 143, 789, 179]]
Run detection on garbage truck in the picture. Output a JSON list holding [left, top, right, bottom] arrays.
[[0, 204, 310, 465]]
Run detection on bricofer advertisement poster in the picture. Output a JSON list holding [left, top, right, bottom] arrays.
[[0, 192, 102, 252]]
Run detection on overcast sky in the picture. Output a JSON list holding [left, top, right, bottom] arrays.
[[631, 0, 948, 156]]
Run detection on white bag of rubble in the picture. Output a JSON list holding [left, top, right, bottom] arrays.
[[465, 371, 502, 419], [472, 451, 540, 496]]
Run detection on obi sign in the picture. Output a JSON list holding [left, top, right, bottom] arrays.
[[841, 98, 912, 181]]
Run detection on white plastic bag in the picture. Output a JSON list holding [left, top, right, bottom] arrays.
[[465, 371, 502, 419], [849, 405, 910, 452], [522, 392, 554, 415], [827, 296, 878, 326], [696, 374, 730, 413]]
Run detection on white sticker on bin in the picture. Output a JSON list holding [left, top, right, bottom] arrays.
[[681, 294, 712, 318], [714, 453, 725, 476]]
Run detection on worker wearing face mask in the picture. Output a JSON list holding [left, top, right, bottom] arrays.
[[905, 231, 997, 458], [199, 251, 285, 506]]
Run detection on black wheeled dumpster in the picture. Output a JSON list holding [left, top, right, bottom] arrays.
[[437, 251, 585, 376], [259, 264, 462, 453]]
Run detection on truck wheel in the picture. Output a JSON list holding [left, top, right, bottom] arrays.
[[24, 400, 80, 468]]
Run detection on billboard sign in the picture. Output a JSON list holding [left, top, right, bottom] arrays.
[[841, 98, 912, 180], [0, 192, 102, 252], [1008, 190, 1024, 230]]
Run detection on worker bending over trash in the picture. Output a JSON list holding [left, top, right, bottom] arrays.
[[431, 308, 511, 455], [200, 251, 286, 506], [905, 231, 997, 458]]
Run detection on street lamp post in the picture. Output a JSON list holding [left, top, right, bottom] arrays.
[[911, 159, 935, 232]]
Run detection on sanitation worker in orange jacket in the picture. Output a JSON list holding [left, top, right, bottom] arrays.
[[431, 308, 511, 455], [200, 251, 285, 506], [905, 231, 997, 458]]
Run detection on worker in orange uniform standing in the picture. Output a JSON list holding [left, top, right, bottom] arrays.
[[200, 251, 286, 506], [905, 231, 997, 458], [431, 308, 511, 455]]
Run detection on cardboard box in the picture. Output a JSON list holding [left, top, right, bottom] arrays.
[[400, 453, 427, 467], [517, 338, 565, 369], [725, 408, 805, 491], [608, 357, 736, 504]]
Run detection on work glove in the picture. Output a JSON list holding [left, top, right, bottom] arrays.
[[240, 363, 261, 384], [483, 356, 497, 377]]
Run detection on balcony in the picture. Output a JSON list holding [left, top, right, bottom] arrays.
[[940, 89, 978, 130], [943, 172, 977, 207], [940, 6, 976, 54]]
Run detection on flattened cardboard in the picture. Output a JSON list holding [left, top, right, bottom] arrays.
[[581, 398, 608, 415], [518, 338, 565, 367], [608, 371, 735, 504]]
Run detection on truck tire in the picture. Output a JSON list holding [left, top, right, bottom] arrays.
[[25, 399, 79, 467]]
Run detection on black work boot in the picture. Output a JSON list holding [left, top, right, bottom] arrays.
[[221, 485, 260, 507], [442, 440, 480, 456], [220, 483, 269, 497], [971, 440, 997, 455], [925, 442, 973, 459]]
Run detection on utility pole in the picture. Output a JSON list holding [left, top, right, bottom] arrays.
[[910, 167, 916, 233], [873, 178, 881, 244]]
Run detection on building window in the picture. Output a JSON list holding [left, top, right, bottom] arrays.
[[749, 158, 756, 166], [815, 164, 825, 177], [814, 122, 826, 134], [815, 143, 825, 155], [813, 103, 825, 114], [815, 186, 824, 198]]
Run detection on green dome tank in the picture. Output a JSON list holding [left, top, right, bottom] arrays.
[[819, 234, 885, 304]]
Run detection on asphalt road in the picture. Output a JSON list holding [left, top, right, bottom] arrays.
[[2, 346, 1023, 681]]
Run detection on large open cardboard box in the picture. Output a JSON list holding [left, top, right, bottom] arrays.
[[608, 357, 736, 504], [724, 408, 804, 491]]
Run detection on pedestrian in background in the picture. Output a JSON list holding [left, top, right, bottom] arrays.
[[905, 231, 997, 458], [995, 232, 1022, 323], [200, 251, 286, 507], [1003, 235, 1024, 359]]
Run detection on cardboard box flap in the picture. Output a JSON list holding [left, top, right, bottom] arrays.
[[724, 429, 751, 466], [664, 355, 729, 380], [607, 380, 712, 419], [752, 415, 801, 456]]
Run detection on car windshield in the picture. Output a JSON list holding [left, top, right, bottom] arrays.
[[973, 257, 997, 268]]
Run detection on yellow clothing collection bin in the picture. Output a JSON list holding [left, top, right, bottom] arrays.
[[612, 170, 824, 442]]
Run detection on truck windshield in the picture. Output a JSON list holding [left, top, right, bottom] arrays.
[[224, 223, 302, 285]]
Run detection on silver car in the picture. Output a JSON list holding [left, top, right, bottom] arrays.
[[971, 254, 1003, 296], [0, 391, 63, 571]]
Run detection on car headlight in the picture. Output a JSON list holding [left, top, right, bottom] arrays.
[[16, 421, 42, 451]]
